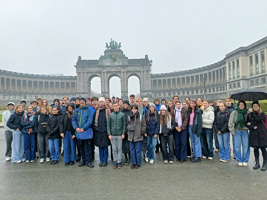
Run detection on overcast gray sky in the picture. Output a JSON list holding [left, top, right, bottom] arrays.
[[1, 0, 267, 97]]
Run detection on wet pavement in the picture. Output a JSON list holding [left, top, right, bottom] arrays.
[[0, 128, 266, 200]]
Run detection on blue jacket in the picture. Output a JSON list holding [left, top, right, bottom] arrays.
[[192, 109, 203, 137], [154, 102, 161, 113], [89, 105, 96, 115], [21, 113, 37, 134], [145, 113, 160, 136], [72, 105, 93, 131]]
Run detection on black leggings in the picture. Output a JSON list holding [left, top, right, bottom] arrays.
[[254, 147, 267, 160]]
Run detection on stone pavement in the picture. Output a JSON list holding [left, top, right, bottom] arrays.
[[0, 128, 266, 200]]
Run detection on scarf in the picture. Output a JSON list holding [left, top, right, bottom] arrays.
[[159, 114, 171, 133], [175, 107, 182, 128], [95, 107, 111, 127], [23, 111, 34, 122], [236, 107, 248, 128]]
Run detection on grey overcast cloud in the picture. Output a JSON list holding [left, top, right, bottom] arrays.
[[0, 0, 267, 96]]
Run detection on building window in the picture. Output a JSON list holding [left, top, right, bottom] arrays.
[[250, 80, 254, 86], [255, 79, 259, 85], [236, 59, 240, 78], [209, 88, 211, 93], [228, 63, 231, 80], [262, 77, 266, 84], [182, 91, 185, 95], [237, 82, 240, 88], [186, 91, 189, 95], [191, 90, 194, 94], [229, 84, 232, 89], [233, 83, 236, 88], [232, 61, 235, 79], [196, 90, 199, 94], [250, 55, 254, 76], [255, 53, 259, 74], [200, 89, 203, 94], [261, 51, 265, 73]]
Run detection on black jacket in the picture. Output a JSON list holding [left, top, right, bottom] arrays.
[[191, 109, 203, 137], [146, 113, 160, 136], [92, 109, 110, 147], [46, 113, 62, 139], [247, 112, 267, 148], [60, 113, 75, 136], [213, 109, 230, 134], [7, 112, 24, 131], [35, 113, 49, 134]]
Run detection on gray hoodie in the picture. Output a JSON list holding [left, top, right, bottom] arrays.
[[3, 102, 15, 131]]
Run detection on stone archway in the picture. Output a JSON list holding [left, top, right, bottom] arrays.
[[108, 75, 121, 98], [127, 74, 141, 98], [88, 74, 101, 97]]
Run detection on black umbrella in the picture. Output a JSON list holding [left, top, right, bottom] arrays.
[[230, 88, 267, 101]]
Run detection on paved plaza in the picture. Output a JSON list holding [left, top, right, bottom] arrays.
[[0, 128, 266, 200]]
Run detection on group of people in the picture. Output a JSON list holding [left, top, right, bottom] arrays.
[[2, 94, 267, 171]]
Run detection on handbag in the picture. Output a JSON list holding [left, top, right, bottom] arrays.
[[75, 128, 93, 140]]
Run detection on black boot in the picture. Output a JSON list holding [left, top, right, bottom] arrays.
[[261, 160, 267, 171], [253, 159, 260, 169]]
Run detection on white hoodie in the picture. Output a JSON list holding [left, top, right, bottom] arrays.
[[3, 103, 15, 131], [202, 106, 215, 129]]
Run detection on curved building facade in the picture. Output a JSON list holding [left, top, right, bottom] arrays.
[[0, 37, 266, 105]]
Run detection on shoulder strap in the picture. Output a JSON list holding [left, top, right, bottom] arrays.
[[140, 114, 142, 122], [38, 115, 40, 122]]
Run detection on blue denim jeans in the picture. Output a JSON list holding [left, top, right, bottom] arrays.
[[78, 139, 92, 164], [12, 130, 24, 162], [174, 129, 187, 161], [146, 135, 158, 160], [49, 138, 60, 161], [160, 134, 174, 161], [129, 141, 142, 165], [188, 125, 202, 158], [201, 128, 214, 157], [99, 147, 108, 163], [24, 133, 36, 161], [233, 130, 250, 162], [63, 131, 77, 163], [217, 132, 230, 160]]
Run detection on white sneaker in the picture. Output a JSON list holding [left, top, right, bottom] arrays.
[[238, 162, 243, 166], [202, 156, 207, 159], [208, 157, 213, 160], [150, 159, 154, 164], [242, 162, 248, 167], [222, 160, 228, 163], [26, 160, 30, 163], [145, 157, 149, 163], [219, 159, 224, 162], [164, 160, 168, 164], [40, 158, 44, 163], [6, 157, 11, 162], [46, 158, 50, 163], [30, 160, 34, 163], [169, 160, 173, 164], [22, 158, 26, 162], [16, 160, 22, 164]]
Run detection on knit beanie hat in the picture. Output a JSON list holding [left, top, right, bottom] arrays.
[[251, 100, 260, 107], [123, 100, 130, 105], [143, 98, 148, 102], [160, 105, 167, 111], [99, 97, 105, 102], [149, 103, 156, 108]]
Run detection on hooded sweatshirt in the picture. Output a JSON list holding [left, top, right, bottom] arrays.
[[3, 103, 15, 131], [202, 106, 215, 129]]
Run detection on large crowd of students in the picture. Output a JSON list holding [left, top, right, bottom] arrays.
[[2, 94, 267, 171]]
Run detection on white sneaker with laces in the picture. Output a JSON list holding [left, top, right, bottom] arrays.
[[150, 159, 154, 164], [16, 160, 22, 164], [222, 160, 228, 163], [26, 160, 30, 163], [30, 160, 34, 163], [219, 159, 224, 162], [22, 158, 26, 162], [46, 158, 50, 163], [238, 162, 243, 166], [145, 157, 149, 163], [208, 157, 213, 160], [6, 157, 11, 162], [202, 156, 207, 159], [40, 158, 44, 163], [242, 162, 248, 167]]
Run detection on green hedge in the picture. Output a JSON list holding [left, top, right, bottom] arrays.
[[0, 114, 2, 123]]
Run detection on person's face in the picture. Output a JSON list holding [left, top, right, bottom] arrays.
[[130, 97, 135, 103], [21, 102, 26, 107], [225, 99, 232, 107], [216, 101, 221, 106], [99, 101, 105, 106], [52, 108, 58, 114], [175, 102, 181, 109], [27, 106, 33, 112], [136, 99, 142, 107], [64, 98, 69, 104], [119, 100, 123, 106], [32, 103, 37, 109], [197, 98, 202, 105], [105, 99, 109, 104], [8, 105, 14, 110], [190, 102, 196, 108], [75, 99, 80, 105], [239, 102, 245, 110], [92, 100, 98, 106], [17, 106, 23, 113], [114, 104, 120, 112], [59, 100, 63, 105], [67, 106, 73, 112], [132, 107, 137, 114], [182, 102, 189, 110], [185, 97, 190, 101], [87, 100, 91, 106], [203, 101, 209, 109], [109, 103, 113, 109], [209, 102, 214, 106], [71, 100, 75, 104], [155, 100, 159, 105], [173, 97, 179, 103], [41, 108, 47, 114], [161, 100, 166, 105], [149, 106, 155, 112], [37, 100, 42, 105], [219, 103, 226, 112], [112, 97, 115, 102], [253, 104, 260, 112], [80, 100, 86, 108], [160, 110, 166, 115], [168, 102, 173, 108], [143, 101, 148, 107], [42, 100, 48, 107], [123, 103, 128, 109], [54, 101, 59, 106]]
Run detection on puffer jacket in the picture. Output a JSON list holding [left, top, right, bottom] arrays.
[[46, 113, 62, 139], [127, 112, 146, 142], [7, 111, 24, 131], [107, 111, 126, 136], [35, 113, 49, 134], [202, 106, 215, 129], [60, 113, 75, 135], [72, 105, 93, 131], [247, 111, 267, 148], [145, 112, 160, 136], [213, 109, 230, 133], [21, 113, 37, 134]]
